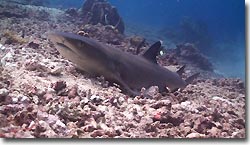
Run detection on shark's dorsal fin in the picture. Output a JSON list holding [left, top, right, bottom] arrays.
[[142, 41, 162, 64], [185, 73, 200, 85], [176, 65, 186, 76]]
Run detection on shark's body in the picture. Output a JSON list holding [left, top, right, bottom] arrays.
[[48, 32, 194, 96]]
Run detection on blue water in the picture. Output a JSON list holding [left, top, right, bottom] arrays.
[[49, 0, 245, 80]]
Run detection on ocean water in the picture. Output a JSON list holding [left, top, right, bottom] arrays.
[[37, 0, 247, 80]]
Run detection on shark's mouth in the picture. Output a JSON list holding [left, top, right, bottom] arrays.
[[56, 42, 73, 53]]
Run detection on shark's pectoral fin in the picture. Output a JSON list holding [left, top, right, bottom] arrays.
[[118, 80, 141, 97], [112, 73, 140, 97], [142, 41, 163, 64], [185, 73, 200, 85]]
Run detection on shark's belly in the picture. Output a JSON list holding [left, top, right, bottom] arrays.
[[115, 57, 166, 91], [124, 70, 167, 91], [115, 54, 185, 92]]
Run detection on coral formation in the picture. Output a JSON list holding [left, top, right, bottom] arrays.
[[80, 0, 125, 34], [175, 43, 214, 71], [2, 30, 28, 45], [79, 24, 126, 45], [161, 17, 213, 53], [159, 43, 218, 79], [5, 0, 49, 6]]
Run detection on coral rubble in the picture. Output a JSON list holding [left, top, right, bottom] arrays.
[[0, 0, 245, 139]]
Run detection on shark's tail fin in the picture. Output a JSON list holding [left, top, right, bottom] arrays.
[[185, 73, 200, 85]]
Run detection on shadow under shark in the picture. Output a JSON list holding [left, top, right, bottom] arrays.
[[48, 32, 198, 97]]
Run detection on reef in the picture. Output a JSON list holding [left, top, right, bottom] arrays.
[[1, 30, 28, 45], [0, 0, 59, 20], [158, 43, 218, 79], [0, 0, 246, 138], [2, 0, 50, 6], [160, 17, 213, 54], [79, 24, 126, 45], [79, 0, 125, 34]]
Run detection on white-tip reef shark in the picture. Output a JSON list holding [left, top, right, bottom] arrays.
[[48, 32, 199, 97]]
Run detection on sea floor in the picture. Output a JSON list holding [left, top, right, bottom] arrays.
[[0, 2, 246, 138]]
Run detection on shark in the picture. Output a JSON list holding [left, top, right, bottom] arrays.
[[48, 32, 198, 97]]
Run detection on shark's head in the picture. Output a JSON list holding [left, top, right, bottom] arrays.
[[48, 31, 111, 74], [48, 31, 106, 60], [48, 32, 87, 55]]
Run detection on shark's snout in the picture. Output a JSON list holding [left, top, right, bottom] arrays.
[[48, 32, 63, 44]]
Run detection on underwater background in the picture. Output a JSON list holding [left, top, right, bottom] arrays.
[[8, 0, 247, 79]]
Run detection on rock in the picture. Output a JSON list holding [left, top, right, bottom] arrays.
[[194, 117, 215, 134], [0, 114, 7, 127], [80, 97, 89, 105], [36, 120, 57, 138], [80, 24, 125, 45], [90, 129, 105, 138], [118, 96, 125, 104], [186, 132, 206, 138], [144, 122, 158, 133], [180, 101, 191, 107], [150, 100, 171, 110], [0, 88, 9, 102], [37, 120, 50, 133], [153, 111, 184, 126], [77, 31, 89, 37], [0, 88, 9, 97], [49, 67, 63, 76], [19, 95, 30, 104], [14, 110, 36, 126], [90, 95, 101, 103], [80, 0, 125, 34], [162, 43, 214, 73], [99, 123, 111, 131], [212, 96, 233, 105], [68, 85, 78, 99], [142, 86, 159, 98], [42, 93, 53, 102], [207, 127, 221, 137], [65, 8, 78, 17], [27, 41, 40, 49], [83, 119, 98, 132], [212, 109, 223, 122], [51, 120, 67, 133], [2, 30, 27, 45], [9, 0, 49, 6], [24, 60, 48, 72], [52, 81, 67, 92], [232, 130, 245, 138], [14, 130, 34, 138], [182, 126, 192, 135], [233, 118, 245, 129], [129, 36, 145, 48], [177, 44, 214, 71]]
